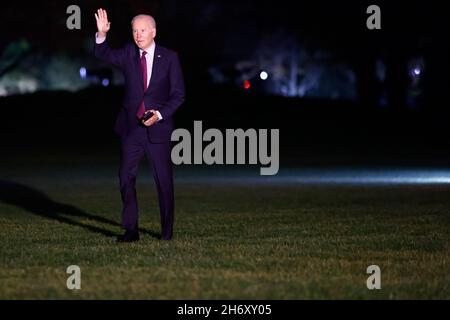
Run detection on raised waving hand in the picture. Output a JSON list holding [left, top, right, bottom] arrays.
[[94, 8, 111, 37]]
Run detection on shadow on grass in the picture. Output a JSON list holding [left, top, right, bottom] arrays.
[[0, 180, 160, 239]]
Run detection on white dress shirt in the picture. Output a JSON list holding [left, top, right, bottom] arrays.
[[96, 33, 162, 121]]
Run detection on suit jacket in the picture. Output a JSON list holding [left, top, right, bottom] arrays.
[[94, 40, 185, 143]]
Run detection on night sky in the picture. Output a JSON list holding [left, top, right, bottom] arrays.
[[1, 0, 450, 158], [1, 1, 449, 106]]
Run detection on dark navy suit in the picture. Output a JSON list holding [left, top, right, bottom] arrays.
[[95, 40, 185, 239]]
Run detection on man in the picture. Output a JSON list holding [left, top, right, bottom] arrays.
[[94, 8, 185, 242]]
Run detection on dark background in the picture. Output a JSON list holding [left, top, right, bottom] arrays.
[[1, 0, 450, 167]]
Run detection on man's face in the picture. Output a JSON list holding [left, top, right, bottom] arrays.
[[132, 17, 156, 50]]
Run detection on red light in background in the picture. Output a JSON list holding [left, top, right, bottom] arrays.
[[243, 80, 251, 90]]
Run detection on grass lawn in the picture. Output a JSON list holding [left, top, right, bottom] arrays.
[[0, 156, 449, 299]]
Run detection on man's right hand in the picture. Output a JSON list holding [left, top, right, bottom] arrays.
[[94, 8, 111, 37]]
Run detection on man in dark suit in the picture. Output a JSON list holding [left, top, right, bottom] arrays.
[[94, 8, 185, 242]]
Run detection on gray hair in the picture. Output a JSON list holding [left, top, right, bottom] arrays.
[[131, 14, 156, 28]]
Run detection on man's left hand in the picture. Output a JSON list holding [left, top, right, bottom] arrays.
[[142, 109, 159, 127]]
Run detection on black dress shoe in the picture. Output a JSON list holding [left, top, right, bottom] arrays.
[[117, 230, 140, 243]]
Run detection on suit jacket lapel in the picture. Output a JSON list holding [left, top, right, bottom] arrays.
[[147, 45, 162, 92]]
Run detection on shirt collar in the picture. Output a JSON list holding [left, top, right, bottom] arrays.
[[139, 41, 156, 58]]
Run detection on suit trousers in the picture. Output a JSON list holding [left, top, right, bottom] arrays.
[[119, 125, 174, 240]]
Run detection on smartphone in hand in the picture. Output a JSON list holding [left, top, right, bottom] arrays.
[[143, 111, 154, 121]]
